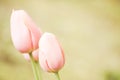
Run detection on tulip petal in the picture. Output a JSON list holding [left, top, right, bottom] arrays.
[[11, 10, 32, 53], [24, 13, 42, 50]]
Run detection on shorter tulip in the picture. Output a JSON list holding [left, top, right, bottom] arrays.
[[10, 10, 42, 53], [39, 32, 65, 72], [23, 49, 39, 61]]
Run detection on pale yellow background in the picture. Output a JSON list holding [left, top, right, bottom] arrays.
[[0, 0, 120, 80]]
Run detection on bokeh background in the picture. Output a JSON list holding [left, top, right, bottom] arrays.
[[0, 0, 120, 80]]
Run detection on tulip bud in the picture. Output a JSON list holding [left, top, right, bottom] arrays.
[[39, 32, 65, 72], [10, 10, 42, 53], [23, 49, 39, 61]]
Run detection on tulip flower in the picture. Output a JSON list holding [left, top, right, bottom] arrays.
[[39, 32, 65, 72], [10, 10, 42, 53], [23, 49, 39, 61]]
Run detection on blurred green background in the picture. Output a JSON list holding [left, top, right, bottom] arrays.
[[0, 0, 120, 80]]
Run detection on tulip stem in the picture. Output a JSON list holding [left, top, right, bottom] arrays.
[[29, 53, 39, 80], [54, 72, 61, 80], [35, 61, 42, 80]]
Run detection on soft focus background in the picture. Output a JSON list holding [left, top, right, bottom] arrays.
[[0, 0, 120, 80]]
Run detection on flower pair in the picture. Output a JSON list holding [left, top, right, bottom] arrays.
[[10, 10, 65, 73]]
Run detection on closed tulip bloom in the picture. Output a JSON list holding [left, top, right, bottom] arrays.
[[39, 32, 65, 72], [10, 10, 42, 53], [23, 49, 39, 61]]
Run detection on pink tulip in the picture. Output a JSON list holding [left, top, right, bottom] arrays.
[[23, 54, 30, 61], [23, 49, 39, 61], [10, 10, 42, 53], [39, 32, 65, 72]]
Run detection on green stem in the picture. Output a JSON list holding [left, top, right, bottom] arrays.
[[35, 61, 42, 80], [29, 53, 39, 80], [54, 72, 61, 80]]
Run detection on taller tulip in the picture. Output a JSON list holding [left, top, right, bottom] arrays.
[[39, 32, 65, 72], [10, 10, 42, 53]]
